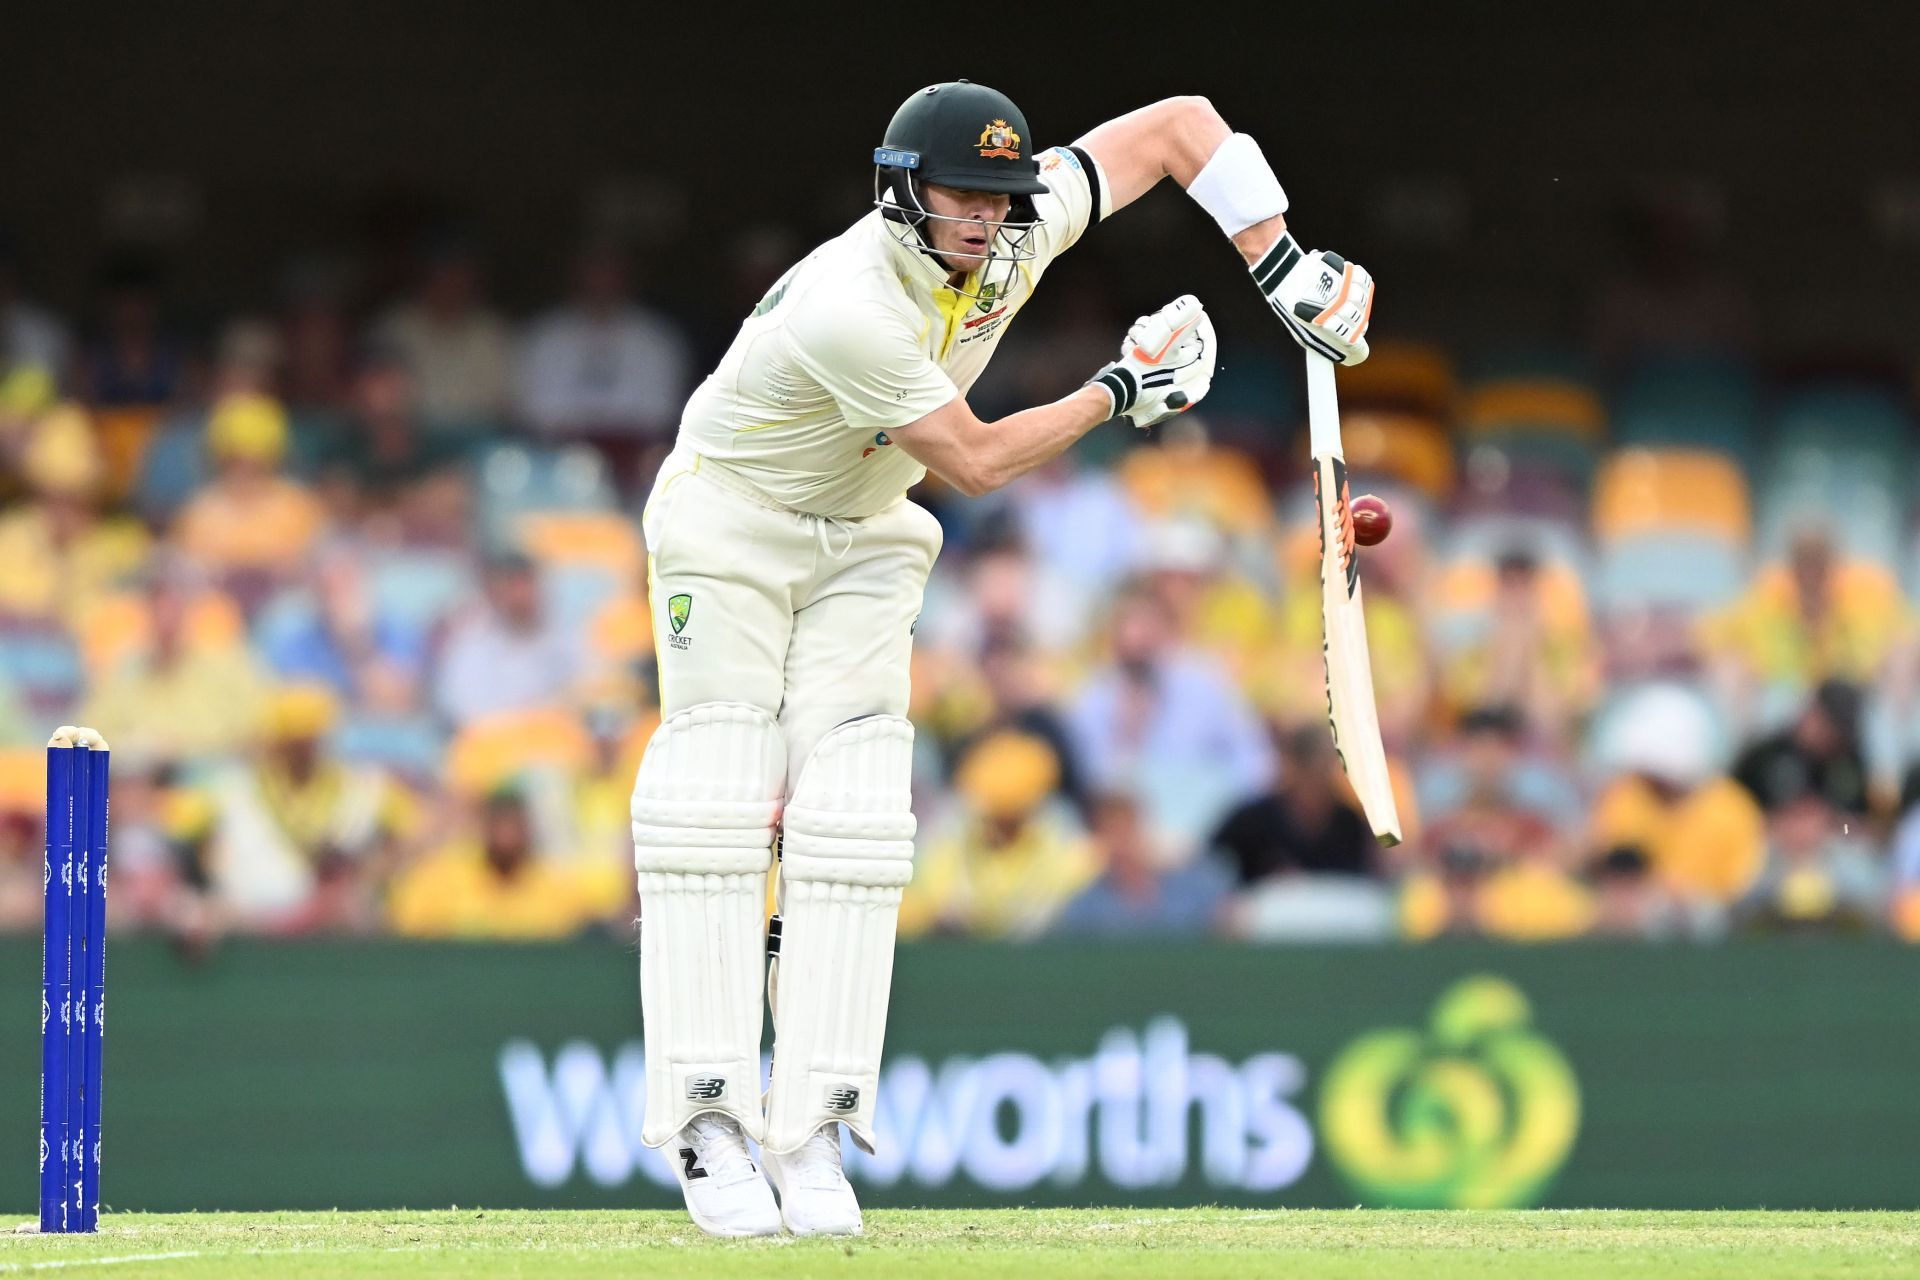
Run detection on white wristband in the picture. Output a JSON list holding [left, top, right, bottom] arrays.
[[1186, 133, 1289, 237]]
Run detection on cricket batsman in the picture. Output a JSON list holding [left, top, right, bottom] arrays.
[[631, 79, 1374, 1236]]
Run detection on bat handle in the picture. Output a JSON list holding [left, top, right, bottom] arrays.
[[1304, 352, 1342, 457]]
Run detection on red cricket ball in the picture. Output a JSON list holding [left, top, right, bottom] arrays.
[[1351, 493, 1392, 547]]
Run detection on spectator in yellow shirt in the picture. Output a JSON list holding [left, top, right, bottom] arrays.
[[78, 564, 269, 763], [183, 684, 419, 933], [388, 786, 623, 939], [1440, 549, 1598, 749], [1401, 710, 1592, 942], [1588, 684, 1765, 908], [1400, 843, 1596, 943], [1259, 522, 1431, 746], [900, 731, 1098, 940], [1704, 528, 1913, 701], [173, 393, 326, 598], [0, 405, 149, 624]]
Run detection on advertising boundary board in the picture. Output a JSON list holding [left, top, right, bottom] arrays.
[[3, 938, 1915, 1211]]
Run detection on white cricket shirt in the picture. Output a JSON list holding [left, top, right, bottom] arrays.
[[676, 145, 1110, 517]]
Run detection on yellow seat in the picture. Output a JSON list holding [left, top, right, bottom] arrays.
[[75, 588, 246, 676], [1592, 448, 1751, 545], [448, 707, 594, 796], [1462, 379, 1606, 443], [517, 512, 644, 576], [1119, 441, 1271, 534], [1337, 341, 1457, 419], [1299, 411, 1455, 501], [0, 748, 44, 814]]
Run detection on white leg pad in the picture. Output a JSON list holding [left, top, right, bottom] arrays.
[[633, 702, 785, 1147], [764, 714, 917, 1155]]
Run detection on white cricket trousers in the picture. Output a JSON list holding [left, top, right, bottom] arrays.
[[641, 448, 944, 786]]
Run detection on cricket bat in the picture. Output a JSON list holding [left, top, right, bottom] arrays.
[[1305, 351, 1403, 846]]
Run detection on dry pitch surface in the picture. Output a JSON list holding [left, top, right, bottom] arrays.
[[5, 1209, 1919, 1277]]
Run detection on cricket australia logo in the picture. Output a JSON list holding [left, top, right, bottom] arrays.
[[977, 118, 1021, 159], [666, 593, 693, 651]]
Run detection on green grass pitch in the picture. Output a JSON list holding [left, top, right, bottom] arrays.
[[6, 1209, 1919, 1277]]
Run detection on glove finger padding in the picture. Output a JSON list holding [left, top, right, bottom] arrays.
[[1253, 233, 1373, 365], [1089, 294, 1217, 430]]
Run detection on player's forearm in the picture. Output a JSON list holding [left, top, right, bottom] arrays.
[[1081, 97, 1288, 244], [1229, 216, 1288, 266], [957, 387, 1113, 497], [1080, 96, 1368, 362]]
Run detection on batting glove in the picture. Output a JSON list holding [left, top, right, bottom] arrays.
[[1252, 232, 1373, 365], [1088, 293, 1216, 430]]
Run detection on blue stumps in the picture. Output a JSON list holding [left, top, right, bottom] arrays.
[[38, 733, 108, 1234]]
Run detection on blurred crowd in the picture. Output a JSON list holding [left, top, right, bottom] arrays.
[[3, 221, 1920, 951]]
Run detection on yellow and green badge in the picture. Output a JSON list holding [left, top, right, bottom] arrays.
[[1319, 975, 1580, 1208]]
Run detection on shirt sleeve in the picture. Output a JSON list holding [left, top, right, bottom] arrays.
[[788, 287, 958, 432], [1029, 145, 1110, 260]]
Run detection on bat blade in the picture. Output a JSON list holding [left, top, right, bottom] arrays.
[[1306, 353, 1403, 847]]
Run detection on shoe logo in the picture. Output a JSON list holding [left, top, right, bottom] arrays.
[[677, 1147, 708, 1180], [825, 1085, 861, 1113], [686, 1075, 726, 1101]]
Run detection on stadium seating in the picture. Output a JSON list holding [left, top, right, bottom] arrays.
[[1298, 410, 1455, 500], [1614, 353, 1761, 472], [447, 706, 594, 796], [0, 626, 84, 719], [1337, 341, 1457, 418], [1462, 378, 1607, 445], [1596, 533, 1749, 612], [1757, 385, 1913, 567], [1592, 448, 1751, 547], [366, 550, 478, 632]]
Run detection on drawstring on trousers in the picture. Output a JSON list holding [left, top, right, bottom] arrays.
[[815, 515, 856, 559], [673, 449, 861, 559]]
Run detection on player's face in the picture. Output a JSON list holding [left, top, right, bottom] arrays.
[[921, 182, 1012, 270]]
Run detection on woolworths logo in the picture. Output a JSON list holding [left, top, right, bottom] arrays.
[[499, 1018, 1314, 1194], [1318, 975, 1581, 1208], [497, 979, 1577, 1206]]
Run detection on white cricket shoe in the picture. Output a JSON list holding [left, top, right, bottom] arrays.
[[669, 1114, 781, 1238], [763, 1124, 863, 1236]]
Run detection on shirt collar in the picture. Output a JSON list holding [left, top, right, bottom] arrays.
[[870, 209, 977, 300]]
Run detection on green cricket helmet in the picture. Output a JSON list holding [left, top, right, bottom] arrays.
[[874, 80, 1047, 287]]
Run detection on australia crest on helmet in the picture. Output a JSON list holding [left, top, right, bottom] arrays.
[[977, 118, 1021, 159]]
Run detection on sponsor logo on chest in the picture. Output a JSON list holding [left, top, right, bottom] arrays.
[[954, 281, 1015, 347]]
